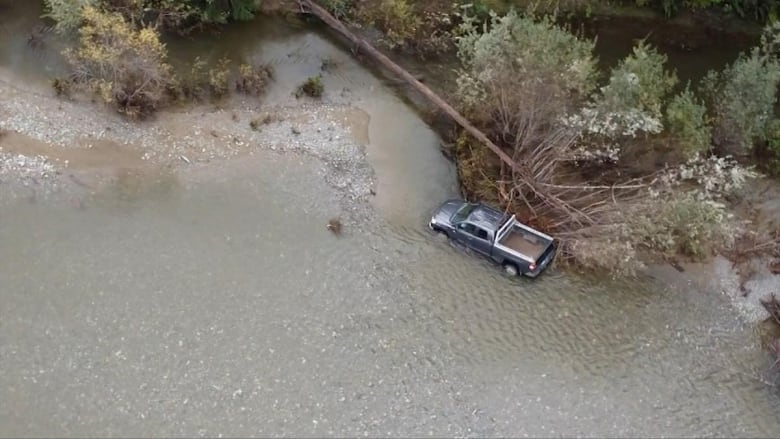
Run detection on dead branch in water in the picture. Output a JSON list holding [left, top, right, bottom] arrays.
[[762, 295, 780, 378], [298, 0, 518, 171], [762, 294, 780, 326], [299, 0, 648, 208]]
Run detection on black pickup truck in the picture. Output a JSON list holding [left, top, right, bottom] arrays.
[[429, 199, 556, 278]]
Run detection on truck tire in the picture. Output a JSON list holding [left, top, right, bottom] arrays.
[[502, 262, 519, 277]]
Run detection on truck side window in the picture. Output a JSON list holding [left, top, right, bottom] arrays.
[[458, 223, 476, 235], [476, 228, 488, 240]]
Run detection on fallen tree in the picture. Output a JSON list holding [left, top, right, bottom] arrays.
[[298, 0, 516, 169], [299, 2, 646, 242], [301, 0, 762, 275]]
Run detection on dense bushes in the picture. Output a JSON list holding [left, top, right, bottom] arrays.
[[565, 42, 678, 161], [456, 10, 598, 121], [630, 0, 777, 21], [43, 0, 97, 32], [44, 0, 260, 33], [665, 86, 711, 159], [65, 6, 174, 117], [454, 7, 761, 274], [700, 25, 780, 157], [46, 0, 271, 115]]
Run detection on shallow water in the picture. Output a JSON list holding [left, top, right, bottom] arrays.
[[1, 3, 780, 437]]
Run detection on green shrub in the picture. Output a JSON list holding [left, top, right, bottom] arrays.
[[51, 77, 73, 97], [378, 0, 421, 50], [763, 118, 780, 175], [296, 75, 324, 98], [43, 0, 96, 33], [321, 0, 355, 20], [598, 41, 678, 120], [208, 57, 232, 98], [171, 56, 209, 101], [665, 86, 712, 159], [629, 192, 735, 259], [564, 41, 676, 159], [65, 6, 174, 117], [455, 9, 598, 115], [235, 63, 274, 96], [701, 41, 780, 155], [45, 0, 259, 35]]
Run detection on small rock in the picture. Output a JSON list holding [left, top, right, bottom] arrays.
[[326, 218, 342, 236]]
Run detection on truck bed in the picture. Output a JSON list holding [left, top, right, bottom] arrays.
[[498, 229, 548, 261]]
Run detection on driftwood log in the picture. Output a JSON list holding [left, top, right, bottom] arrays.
[[298, 0, 521, 173], [761, 294, 780, 371], [762, 294, 780, 325]]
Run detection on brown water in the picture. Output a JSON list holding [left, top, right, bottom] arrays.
[[2, 2, 780, 437]]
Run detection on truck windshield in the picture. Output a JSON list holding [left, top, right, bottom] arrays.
[[451, 203, 476, 224]]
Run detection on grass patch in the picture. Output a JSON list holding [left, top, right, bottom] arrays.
[[295, 75, 324, 98], [208, 57, 232, 98], [236, 62, 274, 95], [51, 77, 72, 97]]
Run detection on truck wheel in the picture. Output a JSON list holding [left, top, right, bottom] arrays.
[[503, 262, 519, 277]]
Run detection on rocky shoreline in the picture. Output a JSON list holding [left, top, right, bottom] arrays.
[[0, 69, 375, 214]]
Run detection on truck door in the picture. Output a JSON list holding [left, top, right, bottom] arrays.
[[454, 222, 492, 256]]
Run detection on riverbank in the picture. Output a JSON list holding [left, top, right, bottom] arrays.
[[0, 67, 375, 217], [1, 1, 778, 324], [2, 55, 779, 330]]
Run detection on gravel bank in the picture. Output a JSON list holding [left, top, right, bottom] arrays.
[[0, 74, 375, 212], [0, 150, 61, 202]]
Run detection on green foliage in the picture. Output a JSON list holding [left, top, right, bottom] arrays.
[[208, 57, 232, 98], [43, 0, 97, 32], [378, 0, 421, 50], [45, 0, 259, 33], [171, 56, 210, 101], [321, 0, 355, 20], [764, 118, 780, 175], [235, 63, 274, 96], [598, 41, 678, 119], [456, 9, 598, 113], [767, 120, 780, 147], [629, 192, 734, 259], [566, 41, 676, 161], [51, 77, 73, 97], [701, 25, 780, 155], [665, 86, 711, 159], [66, 6, 174, 117], [296, 75, 324, 98], [455, 0, 507, 22], [177, 0, 257, 24]]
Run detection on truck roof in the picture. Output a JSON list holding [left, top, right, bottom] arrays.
[[467, 205, 509, 232]]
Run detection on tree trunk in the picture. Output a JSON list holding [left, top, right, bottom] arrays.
[[298, 0, 520, 173]]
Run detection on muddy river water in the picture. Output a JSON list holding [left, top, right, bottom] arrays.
[[2, 2, 780, 437]]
